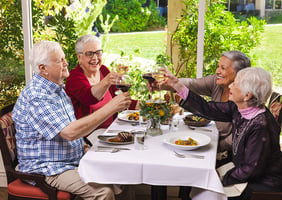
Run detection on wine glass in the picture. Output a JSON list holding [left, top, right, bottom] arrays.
[[115, 74, 133, 95], [142, 64, 155, 84], [151, 63, 167, 102], [113, 57, 130, 74]]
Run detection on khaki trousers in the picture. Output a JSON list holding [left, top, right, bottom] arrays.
[[45, 169, 115, 200]]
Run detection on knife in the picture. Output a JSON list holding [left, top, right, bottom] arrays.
[[96, 146, 131, 150], [191, 127, 212, 132], [106, 130, 123, 133]]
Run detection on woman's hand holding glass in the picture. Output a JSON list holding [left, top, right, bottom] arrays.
[[145, 64, 172, 92], [160, 70, 185, 93], [102, 72, 123, 87], [115, 74, 133, 95], [150, 64, 167, 102]]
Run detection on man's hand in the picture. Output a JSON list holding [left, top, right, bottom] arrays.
[[109, 92, 132, 112]]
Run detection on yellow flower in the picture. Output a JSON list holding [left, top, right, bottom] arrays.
[[159, 109, 165, 116]]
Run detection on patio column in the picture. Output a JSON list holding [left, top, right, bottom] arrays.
[[196, 0, 205, 78], [167, 0, 205, 78], [21, 0, 33, 84], [257, 0, 266, 17]]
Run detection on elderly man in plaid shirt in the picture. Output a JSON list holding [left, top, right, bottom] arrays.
[[12, 40, 133, 200]]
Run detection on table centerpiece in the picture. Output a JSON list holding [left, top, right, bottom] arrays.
[[139, 99, 171, 136]]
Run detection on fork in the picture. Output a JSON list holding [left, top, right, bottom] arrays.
[[174, 150, 204, 159], [95, 148, 120, 153]]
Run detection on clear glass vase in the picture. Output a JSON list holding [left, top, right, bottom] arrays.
[[146, 118, 163, 136]]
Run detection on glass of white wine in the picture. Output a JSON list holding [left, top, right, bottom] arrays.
[[113, 57, 130, 74], [151, 63, 167, 102]]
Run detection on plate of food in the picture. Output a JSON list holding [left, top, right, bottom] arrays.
[[163, 131, 211, 150], [118, 110, 147, 123], [98, 131, 134, 145], [183, 114, 211, 127]]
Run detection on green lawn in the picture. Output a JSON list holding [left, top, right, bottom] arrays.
[[103, 31, 167, 60], [250, 25, 282, 92], [104, 25, 282, 91]]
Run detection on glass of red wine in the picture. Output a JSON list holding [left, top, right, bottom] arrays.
[[115, 74, 133, 95]]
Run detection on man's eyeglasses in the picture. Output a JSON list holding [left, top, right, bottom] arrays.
[[79, 50, 103, 58]]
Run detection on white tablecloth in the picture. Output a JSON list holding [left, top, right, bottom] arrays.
[[78, 112, 227, 199]]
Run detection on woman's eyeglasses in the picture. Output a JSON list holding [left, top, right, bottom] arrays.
[[79, 50, 103, 58]]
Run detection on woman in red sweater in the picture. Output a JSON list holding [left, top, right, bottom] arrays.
[[65, 34, 137, 142]]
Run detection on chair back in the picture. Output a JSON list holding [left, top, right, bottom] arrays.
[[269, 92, 282, 127], [0, 104, 17, 183]]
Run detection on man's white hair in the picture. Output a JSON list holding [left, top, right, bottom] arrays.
[[30, 40, 62, 74]]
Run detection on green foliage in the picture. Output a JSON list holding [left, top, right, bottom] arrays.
[[65, 0, 107, 37], [46, 12, 78, 69], [0, 0, 40, 108], [156, 54, 173, 68], [33, 0, 68, 16], [0, 0, 24, 62], [267, 13, 282, 24], [171, 0, 266, 78], [0, 59, 25, 109], [37, 0, 116, 69], [99, 14, 119, 51], [145, 0, 167, 30], [100, 0, 166, 32], [128, 65, 150, 101], [109, 53, 150, 101]]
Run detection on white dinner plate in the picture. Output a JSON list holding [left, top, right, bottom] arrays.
[[163, 131, 211, 150], [118, 110, 147, 123]]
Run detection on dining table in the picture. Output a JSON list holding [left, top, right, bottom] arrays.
[[78, 111, 227, 200]]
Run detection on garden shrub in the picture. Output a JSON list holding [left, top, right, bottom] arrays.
[[0, 59, 25, 109], [100, 0, 166, 32], [266, 12, 282, 24]]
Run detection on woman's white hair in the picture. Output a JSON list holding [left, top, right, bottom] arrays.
[[75, 34, 102, 54], [30, 40, 63, 74], [236, 67, 272, 108]]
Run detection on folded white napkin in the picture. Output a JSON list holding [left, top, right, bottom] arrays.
[[216, 162, 248, 197]]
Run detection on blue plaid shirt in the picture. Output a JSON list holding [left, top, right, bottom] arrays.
[[12, 73, 84, 176]]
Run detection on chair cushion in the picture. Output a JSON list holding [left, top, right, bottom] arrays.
[[8, 179, 72, 200], [0, 111, 16, 160]]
